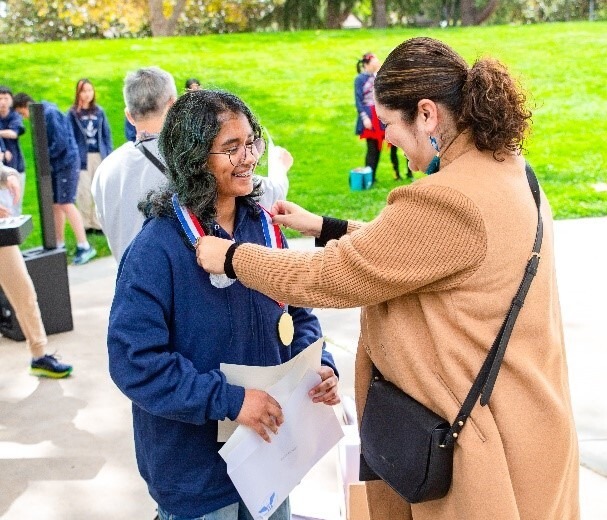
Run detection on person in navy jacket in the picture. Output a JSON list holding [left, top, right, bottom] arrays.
[[0, 86, 27, 214], [107, 89, 340, 520], [124, 116, 136, 142], [13, 93, 96, 265], [67, 79, 113, 232]]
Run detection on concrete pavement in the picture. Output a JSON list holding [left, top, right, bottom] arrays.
[[1, 217, 606, 519]]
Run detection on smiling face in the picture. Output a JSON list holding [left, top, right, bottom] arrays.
[[376, 100, 438, 173], [207, 112, 259, 202]]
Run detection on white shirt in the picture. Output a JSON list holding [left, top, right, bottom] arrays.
[[92, 140, 166, 262]]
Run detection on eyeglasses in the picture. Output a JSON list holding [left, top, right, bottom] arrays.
[[208, 137, 266, 167]]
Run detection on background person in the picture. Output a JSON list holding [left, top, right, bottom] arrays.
[[185, 77, 201, 91], [107, 89, 339, 520], [0, 86, 26, 215], [92, 67, 177, 262], [13, 93, 96, 265], [124, 116, 136, 142], [354, 53, 411, 183], [0, 165, 73, 378], [67, 78, 113, 233], [196, 37, 579, 520]]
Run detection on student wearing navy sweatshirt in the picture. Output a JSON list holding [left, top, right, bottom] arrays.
[[107, 90, 340, 520], [14, 93, 96, 265], [0, 86, 26, 215], [67, 78, 113, 232]]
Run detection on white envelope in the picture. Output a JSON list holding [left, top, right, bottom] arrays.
[[218, 338, 324, 442], [220, 368, 344, 520]]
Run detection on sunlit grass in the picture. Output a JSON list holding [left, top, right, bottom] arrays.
[[3, 21, 606, 254]]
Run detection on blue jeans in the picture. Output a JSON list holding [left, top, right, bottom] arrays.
[[157, 498, 290, 520]]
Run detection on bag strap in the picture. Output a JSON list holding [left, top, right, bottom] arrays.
[[441, 163, 543, 448], [135, 140, 167, 175]]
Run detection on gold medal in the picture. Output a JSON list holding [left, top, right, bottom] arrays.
[[277, 312, 294, 347]]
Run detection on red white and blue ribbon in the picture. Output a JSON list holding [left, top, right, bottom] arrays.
[[172, 194, 237, 288], [258, 204, 284, 249], [172, 193, 206, 246], [172, 194, 285, 289]]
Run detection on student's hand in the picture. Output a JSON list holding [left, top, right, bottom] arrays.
[[4, 150, 12, 163], [363, 117, 372, 130], [309, 366, 340, 406], [0, 204, 10, 218], [6, 174, 21, 205], [196, 236, 233, 274], [236, 389, 284, 443], [271, 200, 323, 238], [273, 146, 293, 174]]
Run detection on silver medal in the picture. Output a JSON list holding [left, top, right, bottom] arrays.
[[210, 273, 236, 289]]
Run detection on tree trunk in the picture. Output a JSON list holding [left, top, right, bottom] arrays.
[[148, 0, 187, 36], [327, 0, 341, 28], [474, 0, 499, 24], [327, 0, 356, 29], [373, 0, 387, 28], [460, 0, 499, 25]]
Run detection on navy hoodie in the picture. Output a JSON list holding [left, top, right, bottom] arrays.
[[108, 200, 336, 517], [42, 101, 79, 174]]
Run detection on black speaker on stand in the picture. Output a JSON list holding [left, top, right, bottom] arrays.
[[0, 103, 74, 341]]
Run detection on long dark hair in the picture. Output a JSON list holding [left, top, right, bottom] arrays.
[[139, 89, 263, 232], [72, 78, 97, 112], [375, 37, 532, 158]]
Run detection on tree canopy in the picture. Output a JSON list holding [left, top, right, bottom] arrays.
[[0, 0, 603, 42]]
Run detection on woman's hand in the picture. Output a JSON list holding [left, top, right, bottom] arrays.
[[271, 200, 323, 238], [0, 204, 10, 218], [236, 389, 284, 443], [196, 236, 233, 274], [309, 366, 340, 406]]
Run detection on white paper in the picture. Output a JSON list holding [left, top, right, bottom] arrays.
[[218, 338, 323, 442], [220, 369, 344, 520]]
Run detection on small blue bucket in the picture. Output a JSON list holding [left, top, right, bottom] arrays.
[[349, 166, 373, 191]]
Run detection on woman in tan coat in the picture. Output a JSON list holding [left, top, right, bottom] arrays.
[[196, 37, 579, 519]]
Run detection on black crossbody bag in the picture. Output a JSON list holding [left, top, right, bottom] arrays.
[[359, 164, 543, 503]]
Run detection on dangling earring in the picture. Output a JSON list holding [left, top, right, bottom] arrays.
[[425, 136, 440, 175]]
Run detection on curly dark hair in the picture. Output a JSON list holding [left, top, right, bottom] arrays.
[[139, 89, 263, 232], [374, 37, 532, 160]]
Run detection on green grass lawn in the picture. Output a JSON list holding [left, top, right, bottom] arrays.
[[3, 21, 606, 256]]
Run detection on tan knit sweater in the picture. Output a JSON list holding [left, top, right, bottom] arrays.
[[233, 133, 579, 520]]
